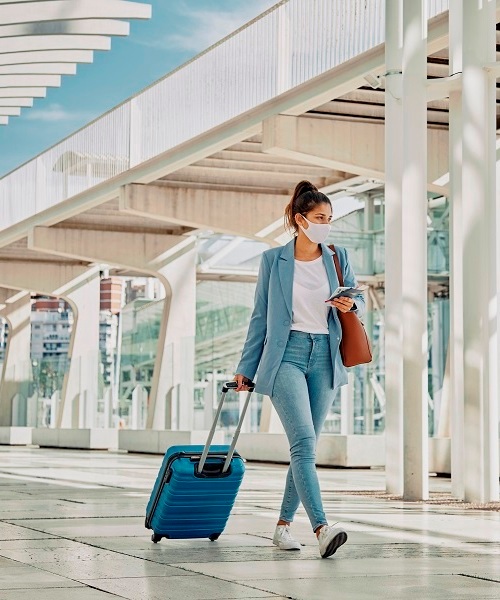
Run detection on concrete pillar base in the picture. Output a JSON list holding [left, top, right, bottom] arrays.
[[0, 426, 32, 445], [428, 437, 451, 474], [236, 433, 386, 468], [32, 428, 118, 450], [118, 429, 225, 454]]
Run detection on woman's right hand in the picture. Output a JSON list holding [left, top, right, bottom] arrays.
[[233, 374, 251, 392]]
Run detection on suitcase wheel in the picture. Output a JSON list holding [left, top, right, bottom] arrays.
[[209, 533, 221, 542], [151, 533, 162, 544]]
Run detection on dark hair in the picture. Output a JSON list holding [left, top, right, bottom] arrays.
[[284, 180, 331, 234]]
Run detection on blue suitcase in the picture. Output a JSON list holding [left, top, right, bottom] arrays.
[[145, 381, 254, 543]]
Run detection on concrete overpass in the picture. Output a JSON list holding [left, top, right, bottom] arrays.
[[0, 0, 499, 504]]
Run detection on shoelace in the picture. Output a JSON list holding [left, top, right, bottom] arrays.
[[280, 526, 294, 541]]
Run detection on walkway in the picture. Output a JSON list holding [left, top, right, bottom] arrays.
[[0, 447, 499, 600]]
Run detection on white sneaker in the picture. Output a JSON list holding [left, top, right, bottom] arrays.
[[272, 524, 301, 551], [317, 524, 348, 558]]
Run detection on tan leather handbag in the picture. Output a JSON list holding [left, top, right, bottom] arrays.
[[330, 245, 372, 367]]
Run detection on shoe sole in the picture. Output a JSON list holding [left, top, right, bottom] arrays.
[[321, 531, 348, 559], [273, 542, 301, 551]]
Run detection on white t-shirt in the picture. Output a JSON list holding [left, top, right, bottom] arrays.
[[291, 256, 330, 334]]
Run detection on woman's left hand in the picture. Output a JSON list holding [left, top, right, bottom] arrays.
[[330, 297, 355, 313]]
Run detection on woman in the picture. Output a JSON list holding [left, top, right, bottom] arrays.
[[234, 180, 365, 559]]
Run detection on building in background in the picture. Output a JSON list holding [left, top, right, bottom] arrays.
[[31, 298, 72, 362], [100, 277, 123, 315]]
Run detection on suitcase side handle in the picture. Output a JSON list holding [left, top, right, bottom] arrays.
[[198, 380, 254, 475]]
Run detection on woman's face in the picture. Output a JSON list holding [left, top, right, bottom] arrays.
[[295, 202, 333, 228]]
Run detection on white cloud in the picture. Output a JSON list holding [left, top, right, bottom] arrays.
[[25, 103, 93, 122], [140, 0, 278, 54]]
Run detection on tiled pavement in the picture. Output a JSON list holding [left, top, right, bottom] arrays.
[[0, 447, 498, 600]]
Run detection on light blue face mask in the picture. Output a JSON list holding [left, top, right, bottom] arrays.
[[299, 216, 331, 244]]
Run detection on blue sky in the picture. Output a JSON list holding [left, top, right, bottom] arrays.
[[0, 0, 278, 177]]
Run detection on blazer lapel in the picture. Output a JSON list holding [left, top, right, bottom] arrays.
[[322, 243, 340, 294], [278, 239, 295, 318]]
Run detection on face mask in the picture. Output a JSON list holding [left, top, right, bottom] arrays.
[[298, 216, 331, 244]]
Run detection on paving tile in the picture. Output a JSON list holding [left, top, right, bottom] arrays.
[[33, 557, 189, 580], [78, 533, 273, 551], [0, 565, 83, 590], [246, 574, 500, 599], [0, 538, 86, 551], [178, 556, 500, 581], [0, 545, 136, 565], [0, 523, 56, 541], [83, 575, 276, 599], [0, 558, 18, 568], [0, 588, 124, 600], [7, 517, 146, 538], [81, 542, 319, 564]]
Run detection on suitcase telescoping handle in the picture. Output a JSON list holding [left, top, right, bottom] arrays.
[[197, 380, 255, 475]]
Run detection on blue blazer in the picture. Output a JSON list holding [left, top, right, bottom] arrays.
[[236, 239, 366, 397]]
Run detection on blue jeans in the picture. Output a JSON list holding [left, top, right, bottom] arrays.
[[271, 330, 335, 531]]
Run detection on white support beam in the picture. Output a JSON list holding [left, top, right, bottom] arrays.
[[0, 50, 94, 66], [0, 1, 151, 25], [461, 0, 499, 503], [0, 19, 129, 39], [0, 35, 111, 53], [120, 184, 290, 241], [28, 228, 194, 272], [0, 98, 32, 107], [0, 74, 61, 88], [0, 289, 31, 427], [0, 64, 77, 76], [0, 106, 20, 116], [262, 114, 449, 193], [0, 87, 46, 98]]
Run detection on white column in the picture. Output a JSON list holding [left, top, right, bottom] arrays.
[[448, 2, 465, 499], [364, 194, 375, 435], [461, 0, 499, 503], [384, 0, 404, 495], [59, 272, 100, 428], [364, 290, 375, 435], [0, 290, 32, 426], [340, 372, 355, 435], [259, 395, 284, 433], [400, 0, 429, 500], [150, 247, 196, 430]]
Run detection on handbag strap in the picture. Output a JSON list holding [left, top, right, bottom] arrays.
[[328, 244, 344, 286]]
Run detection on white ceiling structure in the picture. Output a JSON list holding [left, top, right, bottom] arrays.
[[0, 0, 151, 125]]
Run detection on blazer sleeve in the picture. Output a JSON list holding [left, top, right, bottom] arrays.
[[341, 247, 366, 318], [235, 251, 271, 381]]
